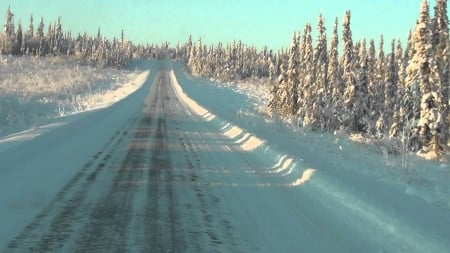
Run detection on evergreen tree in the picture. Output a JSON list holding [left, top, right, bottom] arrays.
[[390, 40, 406, 138], [36, 17, 44, 38], [355, 39, 370, 133], [300, 24, 314, 124], [374, 35, 386, 136], [27, 14, 34, 38], [341, 10, 357, 131], [384, 39, 399, 135], [268, 58, 279, 114], [16, 20, 23, 54], [310, 14, 329, 130], [287, 32, 300, 116], [3, 6, 14, 38], [407, 0, 442, 154], [1, 6, 15, 54], [366, 39, 378, 134], [277, 62, 290, 116], [433, 0, 449, 151], [328, 17, 342, 130]]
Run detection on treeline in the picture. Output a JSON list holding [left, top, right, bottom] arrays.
[[184, 0, 449, 159], [0, 6, 165, 67], [173, 35, 271, 81]]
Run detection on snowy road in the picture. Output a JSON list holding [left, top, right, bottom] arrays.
[[1, 61, 450, 252]]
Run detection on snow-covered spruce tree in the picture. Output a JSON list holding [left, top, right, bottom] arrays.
[[310, 14, 329, 130], [1, 6, 16, 54], [187, 40, 198, 74], [341, 10, 358, 132], [16, 21, 23, 55], [268, 57, 280, 114], [213, 42, 224, 78], [433, 0, 449, 151], [354, 39, 370, 133], [277, 62, 290, 116], [327, 17, 343, 130], [53, 17, 63, 55], [24, 14, 35, 55], [366, 39, 378, 135], [286, 32, 300, 117], [36, 17, 44, 39], [384, 39, 399, 137], [390, 40, 407, 138], [406, 0, 442, 156], [374, 35, 386, 136], [185, 35, 193, 61], [35, 17, 45, 56], [269, 57, 276, 83], [300, 24, 314, 126]]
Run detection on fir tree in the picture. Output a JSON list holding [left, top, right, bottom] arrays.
[[287, 32, 300, 116], [407, 0, 442, 154], [355, 39, 370, 133], [384, 39, 399, 135], [27, 14, 33, 37], [433, 0, 449, 151], [1, 6, 15, 54], [268, 58, 279, 114], [341, 10, 357, 131], [300, 24, 314, 124], [367, 39, 378, 135], [36, 17, 44, 38], [16, 20, 23, 54], [3, 6, 14, 38], [310, 14, 329, 130], [277, 62, 290, 116], [390, 40, 406, 138], [328, 17, 342, 130]]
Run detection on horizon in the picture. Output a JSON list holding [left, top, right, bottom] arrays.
[[0, 0, 442, 51]]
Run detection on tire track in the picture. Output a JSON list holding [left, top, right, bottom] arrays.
[[73, 126, 149, 253], [4, 108, 141, 253], [4, 69, 238, 253], [144, 72, 183, 252], [72, 75, 162, 253], [168, 78, 237, 251]]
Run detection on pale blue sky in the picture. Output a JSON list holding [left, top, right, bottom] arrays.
[[0, 0, 433, 50]]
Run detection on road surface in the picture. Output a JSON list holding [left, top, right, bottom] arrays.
[[1, 61, 450, 253]]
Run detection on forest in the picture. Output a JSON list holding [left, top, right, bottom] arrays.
[[0, 6, 163, 66], [181, 0, 450, 160], [1, 0, 449, 160]]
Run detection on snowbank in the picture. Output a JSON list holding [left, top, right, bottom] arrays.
[[175, 64, 450, 251], [175, 62, 450, 215], [170, 70, 314, 187], [80, 70, 150, 111]]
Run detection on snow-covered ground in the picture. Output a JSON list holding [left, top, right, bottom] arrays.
[[0, 60, 157, 249], [0, 55, 149, 136], [175, 62, 450, 215], [1, 59, 449, 252]]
